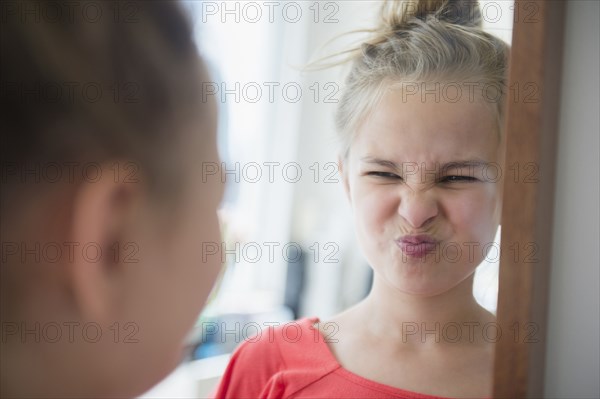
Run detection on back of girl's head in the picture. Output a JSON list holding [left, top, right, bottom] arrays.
[[1, 3, 222, 396], [1, 0, 209, 212], [336, 0, 510, 157]]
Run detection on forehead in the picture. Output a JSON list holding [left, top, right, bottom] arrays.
[[351, 87, 498, 164]]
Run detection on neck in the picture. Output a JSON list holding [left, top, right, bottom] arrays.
[[356, 273, 495, 345]]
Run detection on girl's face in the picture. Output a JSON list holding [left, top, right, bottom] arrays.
[[341, 86, 504, 297], [113, 100, 225, 395]]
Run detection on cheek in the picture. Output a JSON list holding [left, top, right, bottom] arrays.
[[353, 184, 398, 238], [443, 187, 499, 241], [178, 194, 222, 302]]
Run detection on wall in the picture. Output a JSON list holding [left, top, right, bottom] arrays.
[[544, 1, 600, 398]]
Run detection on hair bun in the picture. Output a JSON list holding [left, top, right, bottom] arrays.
[[379, 0, 482, 32]]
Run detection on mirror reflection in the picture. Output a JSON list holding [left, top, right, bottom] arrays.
[[174, 1, 514, 397]]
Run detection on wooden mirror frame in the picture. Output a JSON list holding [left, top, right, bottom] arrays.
[[493, 1, 566, 398]]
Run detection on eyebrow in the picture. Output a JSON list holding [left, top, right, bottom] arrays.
[[360, 157, 492, 172]]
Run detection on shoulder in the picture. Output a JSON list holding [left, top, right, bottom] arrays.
[[212, 317, 339, 398], [228, 317, 322, 372]]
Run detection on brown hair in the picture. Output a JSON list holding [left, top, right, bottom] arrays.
[[1, 1, 209, 206]]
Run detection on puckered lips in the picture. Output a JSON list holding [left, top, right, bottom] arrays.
[[396, 234, 439, 258]]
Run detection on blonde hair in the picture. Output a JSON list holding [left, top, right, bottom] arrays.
[[335, 0, 510, 157]]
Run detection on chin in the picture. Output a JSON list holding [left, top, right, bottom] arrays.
[[132, 344, 186, 397], [400, 284, 456, 297], [382, 268, 461, 297]]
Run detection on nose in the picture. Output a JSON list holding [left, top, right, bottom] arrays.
[[397, 191, 439, 229]]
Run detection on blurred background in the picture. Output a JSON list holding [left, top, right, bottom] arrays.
[[141, 1, 514, 397]]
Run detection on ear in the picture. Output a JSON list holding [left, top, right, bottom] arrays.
[[338, 155, 352, 205], [67, 162, 143, 323]]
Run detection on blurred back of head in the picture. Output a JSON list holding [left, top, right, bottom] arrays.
[[1, 0, 207, 208], [1, 2, 222, 397]]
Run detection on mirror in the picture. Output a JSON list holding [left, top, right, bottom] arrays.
[[148, 2, 527, 398]]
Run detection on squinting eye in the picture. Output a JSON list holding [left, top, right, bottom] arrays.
[[367, 171, 401, 179], [440, 175, 478, 183]]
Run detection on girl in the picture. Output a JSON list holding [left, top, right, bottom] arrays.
[[1, 2, 223, 397], [213, 0, 508, 398]]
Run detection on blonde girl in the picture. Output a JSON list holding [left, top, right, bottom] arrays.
[[214, 0, 509, 397]]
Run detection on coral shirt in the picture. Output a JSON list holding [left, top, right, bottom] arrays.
[[212, 317, 459, 399]]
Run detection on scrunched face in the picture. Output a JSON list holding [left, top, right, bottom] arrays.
[[340, 84, 504, 297]]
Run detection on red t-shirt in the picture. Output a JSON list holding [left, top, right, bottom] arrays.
[[211, 317, 460, 399]]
